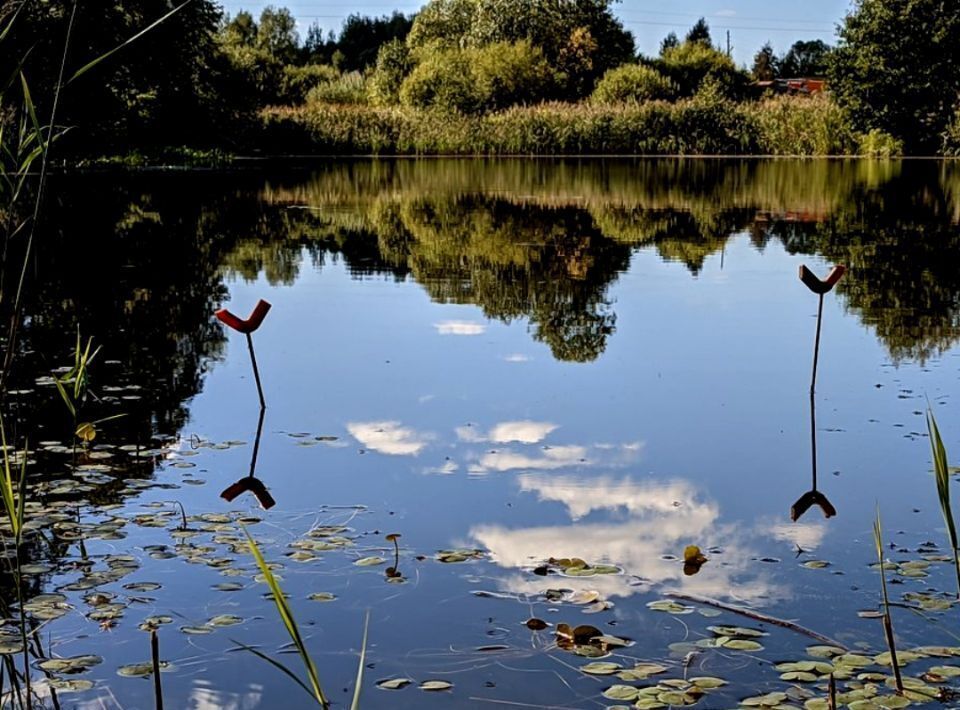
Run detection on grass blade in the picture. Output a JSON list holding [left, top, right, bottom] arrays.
[[873, 507, 903, 692], [350, 611, 370, 710], [232, 641, 318, 704], [242, 526, 328, 708], [927, 406, 960, 599]]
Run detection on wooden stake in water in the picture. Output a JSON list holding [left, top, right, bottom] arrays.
[[215, 299, 272, 409], [799, 264, 845, 396], [151, 629, 163, 710]]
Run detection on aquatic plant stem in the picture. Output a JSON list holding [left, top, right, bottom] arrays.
[[664, 592, 848, 649], [245, 333, 266, 410]]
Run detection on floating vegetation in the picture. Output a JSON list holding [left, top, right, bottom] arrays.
[[437, 548, 486, 563]]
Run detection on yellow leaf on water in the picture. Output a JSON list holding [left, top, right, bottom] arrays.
[[76, 422, 96, 442], [683, 545, 707, 565]]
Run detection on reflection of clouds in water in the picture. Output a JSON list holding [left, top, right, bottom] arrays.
[[768, 520, 826, 550], [470, 475, 787, 604], [434, 320, 486, 335], [519, 473, 693, 521], [425, 460, 459, 475], [457, 420, 558, 444], [188, 681, 264, 710], [45, 681, 264, 710], [347, 421, 431, 455], [466, 440, 641, 474], [473, 445, 588, 472]]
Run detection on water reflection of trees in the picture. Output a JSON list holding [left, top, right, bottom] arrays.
[[4, 173, 231, 459], [250, 159, 960, 363]]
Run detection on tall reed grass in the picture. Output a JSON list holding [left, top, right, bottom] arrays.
[[260, 95, 898, 156]]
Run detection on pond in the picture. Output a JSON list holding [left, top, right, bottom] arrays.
[[5, 158, 960, 708]]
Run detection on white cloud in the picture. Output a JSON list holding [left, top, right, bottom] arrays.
[[714, 9, 737, 17], [347, 421, 430, 455], [503, 353, 531, 362], [434, 320, 486, 335]]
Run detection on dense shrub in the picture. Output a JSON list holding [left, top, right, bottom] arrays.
[[279, 64, 340, 104], [656, 42, 748, 98], [591, 65, 677, 104], [399, 41, 555, 114], [306, 72, 369, 105]]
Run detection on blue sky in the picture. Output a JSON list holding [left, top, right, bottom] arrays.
[[220, 0, 853, 65]]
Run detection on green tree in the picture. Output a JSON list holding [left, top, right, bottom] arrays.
[[657, 41, 747, 97], [3, 0, 228, 152], [256, 6, 299, 64], [778, 39, 830, 77], [337, 13, 414, 71], [406, 0, 635, 99], [685, 18, 711, 46], [829, 0, 960, 153], [659, 32, 680, 56], [368, 39, 414, 105], [223, 10, 258, 46], [591, 64, 676, 104], [752, 42, 778, 81]]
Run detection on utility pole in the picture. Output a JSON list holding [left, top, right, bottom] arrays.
[[726, 30, 731, 57]]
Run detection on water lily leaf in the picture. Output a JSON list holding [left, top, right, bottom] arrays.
[[707, 625, 767, 638], [781, 671, 818, 681], [308, 592, 336, 602], [38, 655, 102, 674], [690, 676, 727, 688], [581, 662, 621, 675], [647, 600, 693, 615], [927, 663, 960, 678], [180, 625, 213, 635], [123, 582, 161, 592], [419, 680, 452, 691], [631, 662, 668, 678], [603, 685, 640, 701], [719, 638, 763, 651], [354, 556, 386, 567], [525, 618, 548, 630], [377, 678, 412, 690], [213, 582, 244, 592], [48, 679, 94, 692], [117, 661, 170, 677], [207, 614, 243, 627], [807, 645, 844, 658], [742, 692, 788, 706]]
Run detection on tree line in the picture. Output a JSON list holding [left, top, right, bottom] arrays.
[[3, 0, 959, 156]]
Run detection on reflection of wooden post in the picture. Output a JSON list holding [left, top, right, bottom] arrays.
[[221, 407, 275, 509], [215, 299, 271, 409], [791, 391, 837, 521], [799, 265, 845, 396], [793, 265, 845, 524]]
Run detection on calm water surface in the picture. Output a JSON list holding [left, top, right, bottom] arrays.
[[8, 159, 960, 707]]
